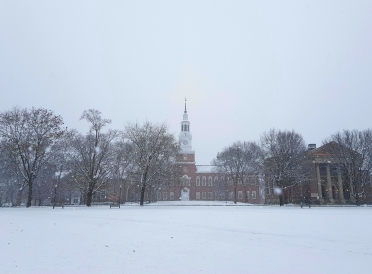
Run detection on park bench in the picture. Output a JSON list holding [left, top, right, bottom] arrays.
[[110, 203, 120, 209], [53, 203, 64, 209]]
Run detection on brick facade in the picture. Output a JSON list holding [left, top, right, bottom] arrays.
[[156, 101, 261, 204]]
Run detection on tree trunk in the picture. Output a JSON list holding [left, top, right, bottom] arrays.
[[233, 182, 237, 204], [16, 188, 22, 206], [140, 184, 146, 206], [26, 182, 33, 207], [279, 195, 284, 206], [354, 183, 360, 206], [86, 188, 93, 207], [140, 168, 149, 206]]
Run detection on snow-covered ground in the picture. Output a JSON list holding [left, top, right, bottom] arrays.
[[1, 202, 371, 274]]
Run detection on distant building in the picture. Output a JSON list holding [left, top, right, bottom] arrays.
[[160, 100, 261, 203], [265, 143, 372, 205]]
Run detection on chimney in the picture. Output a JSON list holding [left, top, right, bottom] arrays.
[[308, 144, 316, 151]]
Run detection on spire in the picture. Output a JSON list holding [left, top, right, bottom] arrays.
[[184, 97, 187, 113]]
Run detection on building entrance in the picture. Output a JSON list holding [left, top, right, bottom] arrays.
[[181, 188, 190, 201]]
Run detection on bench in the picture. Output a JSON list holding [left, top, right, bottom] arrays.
[[110, 203, 120, 209], [53, 204, 64, 209], [300, 202, 311, 208]]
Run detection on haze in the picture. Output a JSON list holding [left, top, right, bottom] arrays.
[[1, 1, 371, 164]]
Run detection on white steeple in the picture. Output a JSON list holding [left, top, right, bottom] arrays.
[[179, 98, 193, 153]]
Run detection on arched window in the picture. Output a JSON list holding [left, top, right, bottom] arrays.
[[214, 176, 218, 186], [196, 176, 200, 186], [202, 176, 206, 186], [208, 177, 213, 186]]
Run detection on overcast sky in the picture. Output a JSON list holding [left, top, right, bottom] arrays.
[[1, 1, 371, 164]]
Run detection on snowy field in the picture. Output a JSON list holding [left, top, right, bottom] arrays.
[[1, 202, 371, 274]]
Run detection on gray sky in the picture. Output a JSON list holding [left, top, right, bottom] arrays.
[[1, 1, 371, 164]]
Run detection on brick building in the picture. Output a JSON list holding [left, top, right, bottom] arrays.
[[265, 143, 372, 205], [156, 100, 261, 204]]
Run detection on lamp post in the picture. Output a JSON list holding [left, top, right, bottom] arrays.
[[53, 184, 57, 209], [357, 167, 363, 206], [119, 185, 122, 207], [0, 190, 3, 207]]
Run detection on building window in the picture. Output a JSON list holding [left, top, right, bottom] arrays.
[[252, 191, 256, 199], [170, 192, 174, 200], [196, 176, 200, 186], [208, 177, 213, 186], [163, 192, 168, 200], [202, 176, 206, 186], [252, 177, 257, 185], [214, 176, 218, 186], [266, 185, 271, 195], [238, 191, 243, 199], [202, 192, 206, 200], [196, 192, 200, 200], [181, 175, 190, 186], [101, 190, 106, 199], [246, 191, 250, 200], [208, 192, 213, 200]]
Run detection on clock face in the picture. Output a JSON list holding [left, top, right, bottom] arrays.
[[183, 140, 188, 145]]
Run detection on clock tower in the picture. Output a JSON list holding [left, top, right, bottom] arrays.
[[179, 99, 193, 153]]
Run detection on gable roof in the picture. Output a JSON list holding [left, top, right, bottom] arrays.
[[307, 142, 340, 157]]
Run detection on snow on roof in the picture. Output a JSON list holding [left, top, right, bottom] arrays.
[[195, 165, 218, 173]]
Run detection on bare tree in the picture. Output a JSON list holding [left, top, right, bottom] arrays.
[[261, 129, 307, 206], [110, 139, 135, 204], [124, 121, 179, 206], [70, 110, 118, 206], [0, 107, 66, 207], [324, 129, 372, 205], [212, 141, 263, 204], [0, 148, 25, 206]]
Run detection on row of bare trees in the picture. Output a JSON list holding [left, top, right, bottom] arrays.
[[212, 129, 308, 204], [0, 107, 180, 207], [1, 106, 371, 207], [213, 129, 372, 205]]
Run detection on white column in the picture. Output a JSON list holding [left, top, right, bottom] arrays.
[[326, 165, 333, 203], [337, 168, 345, 204], [316, 164, 324, 203]]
